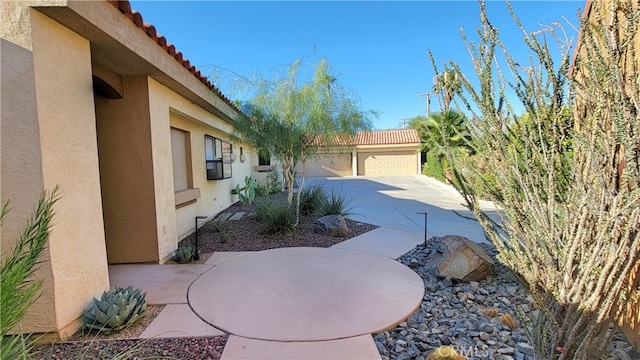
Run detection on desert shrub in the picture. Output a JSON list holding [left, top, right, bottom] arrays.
[[255, 183, 269, 197], [172, 246, 195, 264], [254, 199, 297, 235], [422, 152, 447, 183], [436, 2, 640, 359], [299, 183, 326, 216], [256, 171, 283, 197], [265, 169, 283, 195], [317, 190, 353, 217], [215, 222, 230, 243], [1, 188, 59, 360]]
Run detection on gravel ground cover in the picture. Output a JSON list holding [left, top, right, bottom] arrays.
[[177, 196, 378, 252], [33, 336, 226, 360], [376, 237, 638, 360]]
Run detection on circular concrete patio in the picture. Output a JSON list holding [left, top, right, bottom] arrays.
[[188, 247, 424, 341]]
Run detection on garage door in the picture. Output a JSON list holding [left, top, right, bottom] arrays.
[[296, 153, 352, 177], [357, 151, 417, 176]]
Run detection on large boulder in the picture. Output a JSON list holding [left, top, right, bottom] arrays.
[[425, 235, 495, 282], [314, 215, 349, 237]]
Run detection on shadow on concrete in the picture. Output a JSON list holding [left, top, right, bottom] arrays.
[[301, 175, 501, 244]]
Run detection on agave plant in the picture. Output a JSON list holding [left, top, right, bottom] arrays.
[[82, 286, 147, 333], [172, 245, 195, 263]]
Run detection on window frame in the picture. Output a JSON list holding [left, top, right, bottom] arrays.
[[170, 127, 200, 208], [205, 135, 232, 180]]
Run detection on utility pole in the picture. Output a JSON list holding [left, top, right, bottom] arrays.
[[417, 92, 433, 116], [398, 118, 410, 129]]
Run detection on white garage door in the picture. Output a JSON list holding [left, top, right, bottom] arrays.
[[357, 151, 417, 176], [297, 153, 352, 177]]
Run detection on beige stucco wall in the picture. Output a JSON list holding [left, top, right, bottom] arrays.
[[0, 8, 109, 336], [1, 35, 56, 334], [95, 76, 160, 264], [147, 78, 254, 256], [297, 152, 354, 177], [30, 10, 110, 337]]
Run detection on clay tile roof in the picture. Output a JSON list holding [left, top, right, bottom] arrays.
[[107, 1, 240, 114], [317, 128, 420, 147], [355, 129, 420, 146]]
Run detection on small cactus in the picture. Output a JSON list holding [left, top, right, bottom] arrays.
[[172, 245, 196, 263], [82, 286, 147, 333]]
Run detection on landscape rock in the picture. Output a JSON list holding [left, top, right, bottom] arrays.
[[372, 235, 632, 360], [313, 215, 349, 237], [424, 235, 495, 282]]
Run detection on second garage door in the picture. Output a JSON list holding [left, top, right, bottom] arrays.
[[357, 151, 417, 176]]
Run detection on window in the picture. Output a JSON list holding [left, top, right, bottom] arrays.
[[171, 128, 191, 191], [258, 149, 271, 166], [205, 135, 232, 180]]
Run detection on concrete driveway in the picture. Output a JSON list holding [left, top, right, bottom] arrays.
[[304, 175, 498, 244]]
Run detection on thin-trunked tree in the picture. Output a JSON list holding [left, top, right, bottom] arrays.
[[234, 58, 374, 220], [435, 1, 639, 359]]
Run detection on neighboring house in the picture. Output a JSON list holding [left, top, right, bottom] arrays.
[[298, 128, 422, 177], [1, 0, 260, 339], [571, 0, 639, 348]]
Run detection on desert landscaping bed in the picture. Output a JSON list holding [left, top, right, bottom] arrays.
[[31, 198, 636, 360], [33, 196, 377, 359], [176, 197, 379, 254]]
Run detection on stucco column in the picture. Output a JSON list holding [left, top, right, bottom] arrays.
[[352, 149, 358, 176]]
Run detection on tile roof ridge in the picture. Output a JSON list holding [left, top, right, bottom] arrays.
[[107, 0, 240, 114]]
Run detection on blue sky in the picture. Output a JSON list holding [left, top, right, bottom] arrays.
[[130, 1, 584, 129]]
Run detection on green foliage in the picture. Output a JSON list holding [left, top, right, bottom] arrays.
[[254, 199, 297, 236], [215, 222, 230, 243], [317, 190, 353, 217], [422, 152, 447, 183], [233, 58, 375, 206], [82, 286, 147, 333], [407, 115, 429, 130], [265, 170, 283, 195], [231, 176, 258, 205], [299, 183, 326, 216], [256, 170, 283, 197], [420, 111, 472, 160], [413, 111, 472, 184], [255, 184, 269, 197], [1, 187, 59, 360], [171, 246, 195, 264], [435, 1, 640, 358]]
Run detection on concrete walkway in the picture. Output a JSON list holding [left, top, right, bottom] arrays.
[[109, 175, 493, 359], [189, 247, 424, 342], [110, 231, 423, 359]]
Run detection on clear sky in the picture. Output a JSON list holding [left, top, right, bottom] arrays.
[[129, 1, 585, 129]]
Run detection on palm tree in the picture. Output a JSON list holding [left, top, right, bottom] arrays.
[[416, 111, 472, 182], [432, 69, 462, 112]]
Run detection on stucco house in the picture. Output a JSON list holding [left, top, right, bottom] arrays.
[[1, 0, 261, 339], [298, 128, 422, 177]]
